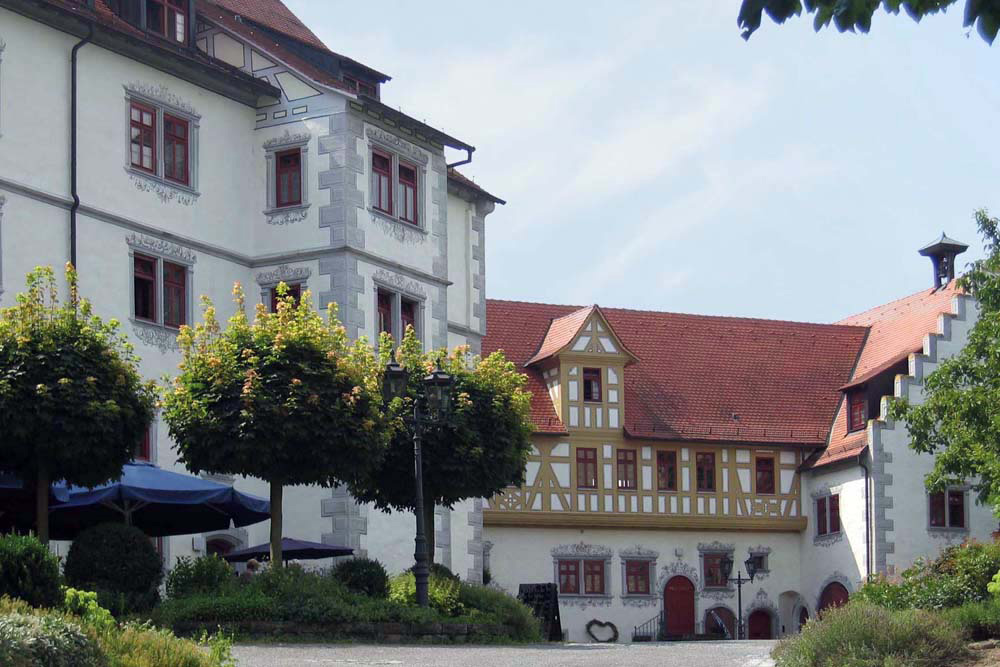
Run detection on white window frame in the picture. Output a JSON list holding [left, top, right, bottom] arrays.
[[124, 88, 201, 195]]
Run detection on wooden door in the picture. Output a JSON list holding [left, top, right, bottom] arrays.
[[818, 582, 849, 613], [798, 607, 809, 632], [748, 610, 772, 639], [664, 576, 695, 637]]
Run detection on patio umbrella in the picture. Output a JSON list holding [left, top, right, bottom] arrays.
[[47, 463, 270, 540], [0, 474, 70, 534], [223, 537, 353, 562]]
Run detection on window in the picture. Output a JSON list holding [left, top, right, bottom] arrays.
[[657, 450, 677, 491], [848, 390, 866, 432], [583, 560, 605, 595], [625, 560, 651, 595], [930, 490, 966, 528], [130, 101, 156, 173], [401, 298, 417, 335], [703, 553, 727, 588], [344, 75, 377, 98], [133, 255, 157, 322], [617, 449, 637, 490], [162, 261, 187, 328], [747, 553, 768, 574], [375, 287, 421, 344], [146, 0, 187, 43], [275, 149, 302, 207], [134, 428, 152, 462], [397, 163, 418, 225], [582, 368, 602, 402], [377, 289, 393, 337], [577, 448, 597, 489], [756, 457, 775, 495], [557, 560, 579, 594], [696, 452, 716, 492], [816, 494, 841, 536], [163, 114, 189, 185], [371, 151, 392, 214], [270, 283, 302, 313]]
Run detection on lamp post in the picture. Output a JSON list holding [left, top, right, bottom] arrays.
[[382, 360, 454, 608], [720, 554, 758, 640]]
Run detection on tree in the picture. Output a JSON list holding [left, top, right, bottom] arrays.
[[0, 265, 157, 543], [738, 1, 1000, 44], [890, 210, 1000, 506], [162, 284, 388, 566], [349, 329, 534, 566]]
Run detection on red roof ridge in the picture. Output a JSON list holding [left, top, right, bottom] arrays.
[[837, 280, 961, 325]]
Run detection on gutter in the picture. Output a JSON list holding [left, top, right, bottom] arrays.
[[859, 458, 871, 580], [70, 21, 95, 269]]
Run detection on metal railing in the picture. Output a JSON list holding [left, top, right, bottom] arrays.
[[632, 610, 665, 642]]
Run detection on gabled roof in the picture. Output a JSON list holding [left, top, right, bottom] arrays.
[[485, 300, 868, 444], [525, 305, 638, 367], [210, 0, 326, 50]]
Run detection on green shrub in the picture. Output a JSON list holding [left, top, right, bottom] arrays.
[[167, 555, 234, 599], [248, 563, 348, 603], [63, 588, 115, 634], [64, 523, 163, 616], [408, 562, 460, 581], [0, 534, 62, 608], [389, 571, 462, 615], [457, 583, 541, 641], [0, 608, 105, 667], [331, 557, 389, 598], [772, 602, 968, 667], [941, 598, 1000, 640]]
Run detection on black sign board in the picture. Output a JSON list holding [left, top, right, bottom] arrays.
[[518, 583, 562, 641]]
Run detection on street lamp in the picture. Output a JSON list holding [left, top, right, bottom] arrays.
[[720, 554, 758, 640], [383, 359, 454, 608]]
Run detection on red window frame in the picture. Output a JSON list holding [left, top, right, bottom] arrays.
[[270, 283, 302, 313], [163, 114, 189, 185], [930, 490, 965, 528], [617, 449, 637, 490], [133, 254, 157, 322], [577, 448, 597, 489], [372, 151, 392, 215], [276, 149, 302, 208], [625, 560, 650, 595], [948, 490, 965, 528], [397, 162, 418, 225], [162, 261, 186, 328], [703, 553, 726, 588], [146, 0, 187, 43], [134, 428, 151, 462], [582, 367, 602, 402], [756, 457, 775, 495], [817, 496, 837, 536], [829, 494, 841, 533], [557, 559, 579, 594], [657, 450, 677, 491], [583, 560, 605, 595], [377, 289, 393, 338], [130, 101, 156, 174], [401, 298, 417, 336], [929, 492, 946, 527], [696, 452, 716, 492], [848, 390, 866, 432]]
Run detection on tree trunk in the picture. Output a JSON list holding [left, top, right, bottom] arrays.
[[35, 467, 49, 544], [423, 501, 435, 566], [270, 481, 283, 568]]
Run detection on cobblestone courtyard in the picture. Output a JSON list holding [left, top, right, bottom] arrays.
[[232, 641, 777, 667]]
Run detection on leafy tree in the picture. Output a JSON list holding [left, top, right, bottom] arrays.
[[0, 265, 156, 543], [890, 210, 1000, 506], [349, 329, 534, 566], [738, 1, 1000, 44], [162, 284, 388, 567]]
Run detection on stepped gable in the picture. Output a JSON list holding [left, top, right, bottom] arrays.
[[807, 281, 963, 469], [485, 300, 868, 445]]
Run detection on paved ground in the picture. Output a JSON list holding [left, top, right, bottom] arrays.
[[233, 641, 777, 667]]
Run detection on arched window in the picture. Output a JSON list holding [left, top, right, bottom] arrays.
[[206, 537, 236, 557], [818, 581, 850, 613]]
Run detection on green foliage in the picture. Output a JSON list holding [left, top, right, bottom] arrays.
[[330, 557, 389, 598], [166, 555, 234, 599], [889, 212, 1000, 521], [63, 588, 115, 634], [0, 534, 62, 608], [0, 609, 105, 667], [856, 541, 1000, 610], [457, 583, 542, 642], [64, 523, 163, 616], [389, 571, 462, 616], [772, 601, 968, 667], [408, 562, 460, 582], [940, 597, 1000, 640], [161, 283, 388, 564], [0, 266, 157, 541], [738, 1, 1000, 44]]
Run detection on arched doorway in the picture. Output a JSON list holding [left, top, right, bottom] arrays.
[[663, 576, 695, 637], [798, 607, 809, 632], [206, 537, 237, 557], [747, 609, 773, 639], [704, 606, 736, 638], [818, 582, 850, 613]]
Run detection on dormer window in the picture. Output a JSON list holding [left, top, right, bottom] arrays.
[[146, 0, 188, 44], [583, 368, 602, 402], [344, 75, 377, 98], [848, 390, 866, 432]]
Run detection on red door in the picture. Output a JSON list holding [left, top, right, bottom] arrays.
[[818, 582, 849, 613], [748, 610, 772, 639], [664, 576, 695, 637]]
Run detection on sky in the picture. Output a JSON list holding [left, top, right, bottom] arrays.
[[287, 1, 1000, 324]]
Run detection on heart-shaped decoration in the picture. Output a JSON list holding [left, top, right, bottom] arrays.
[[586, 618, 619, 643]]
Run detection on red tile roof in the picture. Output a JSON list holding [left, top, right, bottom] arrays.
[[448, 169, 506, 205], [525, 306, 596, 366], [485, 300, 868, 444], [210, 0, 327, 50]]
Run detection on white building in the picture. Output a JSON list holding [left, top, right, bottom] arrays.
[[480, 238, 995, 642], [0, 0, 502, 580]]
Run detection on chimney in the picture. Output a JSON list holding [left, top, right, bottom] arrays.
[[918, 233, 969, 289]]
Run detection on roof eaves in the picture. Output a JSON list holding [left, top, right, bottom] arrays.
[[353, 97, 474, 153]]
